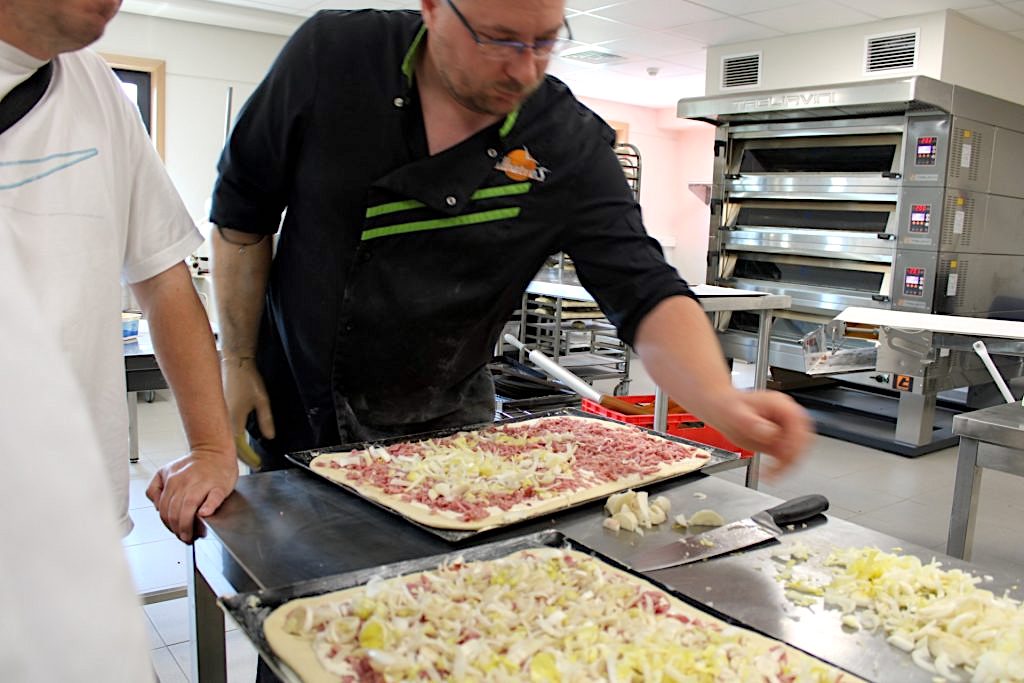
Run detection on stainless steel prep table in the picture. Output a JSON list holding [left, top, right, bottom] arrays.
[[524, 280, 793, 489], [123, 321, 166, 464], [946, 401, 1024, 559], [188, 469, 1018, 683]]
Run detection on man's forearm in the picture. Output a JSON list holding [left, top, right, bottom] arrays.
[[633, 295, 737, 421], [211, 225, 272, 359], [131, 262, 233, 455]]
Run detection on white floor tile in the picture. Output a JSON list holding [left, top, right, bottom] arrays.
[[144, 610, 166, 650], [145, 598, 191, 647], [828, 461, 952, 500], [853, 498, 955, 549], [950, 520, 1024, 579], [145, 597, 239, 648], [130, 450, 161, 471], [151, 646, 187, 683], [125, 538, 188, 595], [772, 467, 907, 514], [130, 477, 156, 509], [169, 630, 259, 683], [126, 505, 178, 546]]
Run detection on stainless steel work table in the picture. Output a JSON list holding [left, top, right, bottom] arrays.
[[946, 401, 1024, 559], [123, 322, 166, 464], [525, 280, 793, 489], [188, 469, 1018, 683]]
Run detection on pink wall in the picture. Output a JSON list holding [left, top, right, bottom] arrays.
[[578, 96, 715, 285]]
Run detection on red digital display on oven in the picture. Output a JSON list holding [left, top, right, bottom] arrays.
[[909, 204, 931, 233], [903, 267, 926, 296], [915, 136, 938, 166]]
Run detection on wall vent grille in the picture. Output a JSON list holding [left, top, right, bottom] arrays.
[[865, 31, 918, 73], [721, 52, 761, 89]]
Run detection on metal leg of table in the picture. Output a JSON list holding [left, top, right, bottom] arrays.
[[189, 549, 227, 683], [128, 391, 139, 464], [654, 386, 669, 433], [518, 293, 528, 364], [745, 309, 774, 490], [946, 436, 982, 561]]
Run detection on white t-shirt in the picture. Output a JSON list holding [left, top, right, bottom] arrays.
[[0, 41, 202, 533], [0, 236, 155, 682]]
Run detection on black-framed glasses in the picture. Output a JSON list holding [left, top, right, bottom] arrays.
[[446, 0, 573, 60]]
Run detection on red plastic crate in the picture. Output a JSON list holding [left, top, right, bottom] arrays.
[[580, 395, 753, 458]]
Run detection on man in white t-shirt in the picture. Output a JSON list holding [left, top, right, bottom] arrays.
[[0, 242, 155, 683], [0, 0, 237, 544]]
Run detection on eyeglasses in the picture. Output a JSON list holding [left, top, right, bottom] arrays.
[[446, 0, 573, 60]]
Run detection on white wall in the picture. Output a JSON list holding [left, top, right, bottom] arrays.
[[941, 11, 1024, 105], [578, 97, 714, 284], [705, 11, 948, 95], [704, 10, 1024, 106], [95, 13, 291, 224]]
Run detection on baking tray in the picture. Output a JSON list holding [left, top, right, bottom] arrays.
[[287, 408, 739, 543], [220, 529, 858, 683]]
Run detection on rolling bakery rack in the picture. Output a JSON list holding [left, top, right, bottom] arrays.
[[504, 143, 645, 396]]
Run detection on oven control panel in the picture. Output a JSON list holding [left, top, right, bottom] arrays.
[[915, 136, 938, 166], [903, 267, 926, 296], [909, 204, 931, 233]]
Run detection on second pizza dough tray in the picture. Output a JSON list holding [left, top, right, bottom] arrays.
[[219, 529, 858, 683], [286, 408, 740, 542]]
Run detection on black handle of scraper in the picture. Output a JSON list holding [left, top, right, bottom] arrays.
[[764, 494, 829, 527]]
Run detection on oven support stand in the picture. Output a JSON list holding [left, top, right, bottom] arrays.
[[895, 391, 938, 446]]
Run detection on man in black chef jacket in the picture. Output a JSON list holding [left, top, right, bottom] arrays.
[[210, 0, 812, 474]]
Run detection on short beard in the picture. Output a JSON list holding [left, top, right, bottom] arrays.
[[437, 67, 537, 117]]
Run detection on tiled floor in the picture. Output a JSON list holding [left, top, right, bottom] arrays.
[[126, 369, 1024, 682]]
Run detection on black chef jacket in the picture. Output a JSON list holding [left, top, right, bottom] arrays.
[[210, 9, 696, 460]]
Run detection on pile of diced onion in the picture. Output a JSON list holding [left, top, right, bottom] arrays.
[[384, 432, 578, 500], [779, 546, 1024, 682], [281, 548, 852, 682]]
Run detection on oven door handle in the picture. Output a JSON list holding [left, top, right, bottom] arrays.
[[871, 294, 891, 302], [881, 171, 902, 179], [876, 233, 895, 240]]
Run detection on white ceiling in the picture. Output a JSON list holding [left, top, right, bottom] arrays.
[[121, 0, 1024, 107]]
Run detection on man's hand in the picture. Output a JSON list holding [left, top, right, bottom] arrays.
[[633, 297, 815, 477], [221, 356, 275, 439], [146, 448, 239, 544], [706, 389, 813, 477]]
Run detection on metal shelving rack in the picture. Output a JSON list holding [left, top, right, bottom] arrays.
[[615, 142, 641, 201], [515, 291, 632, 394]]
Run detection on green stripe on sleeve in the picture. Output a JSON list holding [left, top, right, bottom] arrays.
[[470, 182, 530, 200], [362, 207, 520, 241], [365, 199, 426, 218]]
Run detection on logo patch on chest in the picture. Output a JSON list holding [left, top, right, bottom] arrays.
[[495, 147, 548, 183]]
